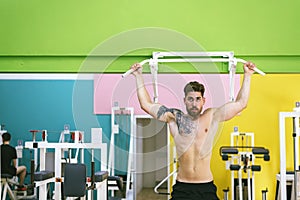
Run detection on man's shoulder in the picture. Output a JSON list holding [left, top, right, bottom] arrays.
[[1, 144, 15, 150], [160, 106, 183, 114], [201, 108, 216, 118], [202, 107, 214, 114]]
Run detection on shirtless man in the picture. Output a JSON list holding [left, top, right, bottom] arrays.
[[130, 61, 255, 199]]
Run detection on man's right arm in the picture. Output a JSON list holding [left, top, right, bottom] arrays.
[[13, 159, 17, 168], [131, 63, 176, 123]]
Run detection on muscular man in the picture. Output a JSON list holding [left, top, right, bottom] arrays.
[[130, 62, 255, 199], [1, 132, 27, 190]]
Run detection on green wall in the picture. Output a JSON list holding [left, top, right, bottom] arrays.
[[1, 1, 300, 199], [1, 0, 300, 73]]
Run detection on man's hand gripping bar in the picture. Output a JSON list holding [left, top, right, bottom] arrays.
[[235, 58, 265, 76], [122, 59, 150, 78]]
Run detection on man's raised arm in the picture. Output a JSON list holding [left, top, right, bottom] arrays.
[[213, 62, 255, 122], [130, 63, 175, 123]]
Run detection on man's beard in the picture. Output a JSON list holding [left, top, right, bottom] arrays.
[[187, 107, 201, 118]]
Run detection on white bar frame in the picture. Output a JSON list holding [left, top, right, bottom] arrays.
[[153, 51, 234, 58], [109, 106, 134, 198], [151, 51, 237, 102], [123, 51, 265, 103], [279, 111, 300, 200], [123, 51, 266, 103]]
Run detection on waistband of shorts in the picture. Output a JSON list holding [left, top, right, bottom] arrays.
[[175, 180, 214, 186]]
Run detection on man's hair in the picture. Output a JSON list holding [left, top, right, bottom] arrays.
[[2, 132, 11, 142], [184, 81, 205, 96]]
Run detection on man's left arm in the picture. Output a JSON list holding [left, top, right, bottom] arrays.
[[213, 62, 255, 122]]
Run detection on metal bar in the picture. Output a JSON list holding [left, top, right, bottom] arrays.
[[126, 108, 134, 194], [293, 117, 298, 199], [153, 51, 233, 58], [157, 58, 231, 63], [154, 171, 177, 194], [122, 57, 265, 78], [279, 112, 300, 200]]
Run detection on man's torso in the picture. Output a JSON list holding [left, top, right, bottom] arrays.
[[169, 108, 219, 183]]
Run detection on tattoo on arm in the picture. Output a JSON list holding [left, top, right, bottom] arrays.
[[157, 106, 179, 119], [157, 106, 194, 135], [157, 106, 169, 119]]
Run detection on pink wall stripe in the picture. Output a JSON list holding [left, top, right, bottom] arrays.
[[94, 74, 240, 114]]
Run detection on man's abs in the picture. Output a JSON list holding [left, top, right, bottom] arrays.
[[176, 151, 213, 183]]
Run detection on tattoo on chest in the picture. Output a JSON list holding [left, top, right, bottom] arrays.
[[157, 106, 195, 135], [176, 112, 195, 135]]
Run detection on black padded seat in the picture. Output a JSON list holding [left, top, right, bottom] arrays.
[[94, 171, 108, 182], [63, 163, 86, 197], [252, 147, 269, 154], [34, 170, 54, 181], [1, 173, 13, 179], [221, 148, 238, 154]]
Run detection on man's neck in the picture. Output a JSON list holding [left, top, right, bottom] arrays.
[[188, 114, 200, 121]]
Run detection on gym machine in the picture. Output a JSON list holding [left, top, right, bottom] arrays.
[[220, 127, 270, 200], [278, 102, 300, 200], [25, 128, 109, 200]]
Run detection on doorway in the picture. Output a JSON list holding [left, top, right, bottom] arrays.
[[135, 116, 169, 200]]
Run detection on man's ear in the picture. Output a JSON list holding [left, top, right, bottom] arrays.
[[203, 97, 206, 104]]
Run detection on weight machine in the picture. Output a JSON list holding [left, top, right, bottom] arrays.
[[25, 128, 109, 200], [278, 102, 300, 200], [220, 127, 270, 200]]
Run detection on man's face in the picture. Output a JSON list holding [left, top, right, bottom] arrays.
[[184, 91, 205, 118]]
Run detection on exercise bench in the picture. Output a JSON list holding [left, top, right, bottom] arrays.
[[1, 173, 16, 200]]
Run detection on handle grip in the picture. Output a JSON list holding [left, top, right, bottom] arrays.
[[122, 59, 150, 78]]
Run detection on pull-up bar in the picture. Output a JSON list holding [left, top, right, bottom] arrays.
[[122, 51, 266, 103], [122, 57, 265, 78]]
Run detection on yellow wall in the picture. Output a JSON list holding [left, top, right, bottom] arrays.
[[212, 74, 300, 199]]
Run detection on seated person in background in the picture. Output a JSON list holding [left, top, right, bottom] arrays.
[[1, 132, 27, 190]]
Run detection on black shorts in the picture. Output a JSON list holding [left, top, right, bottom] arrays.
[[1, 166, 17, 176], [170, 180, 219, 200]]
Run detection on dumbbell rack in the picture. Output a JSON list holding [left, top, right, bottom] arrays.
[[220, 128, 270, 200]]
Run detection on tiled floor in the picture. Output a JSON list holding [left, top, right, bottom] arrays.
[[137, 188, 168, 200]]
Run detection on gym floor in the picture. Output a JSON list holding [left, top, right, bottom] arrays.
[[137, 188, 167, 200]]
